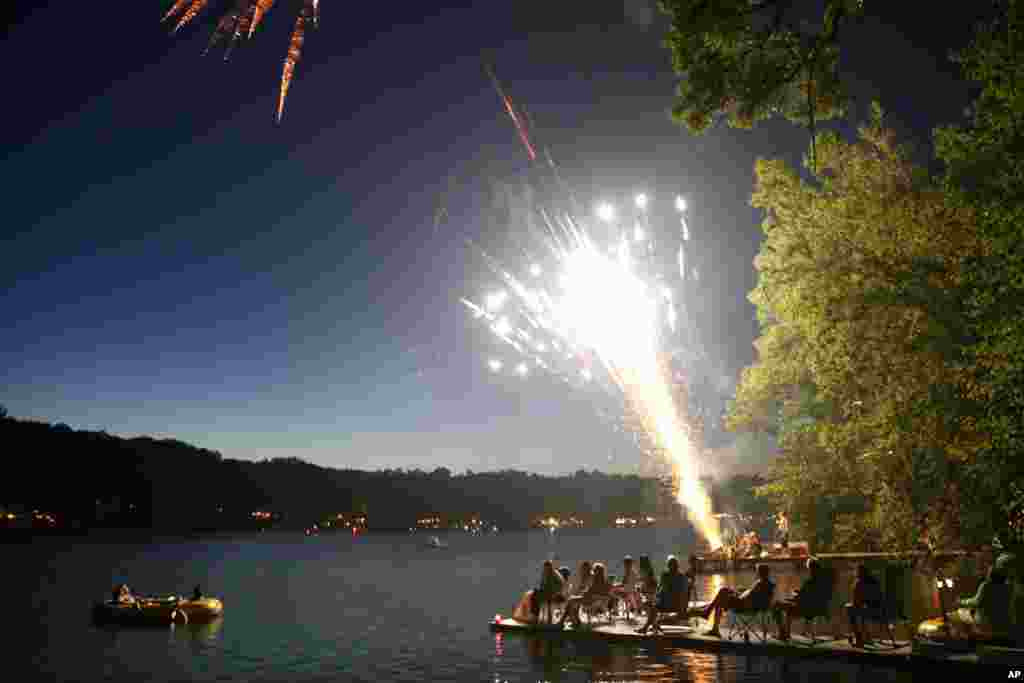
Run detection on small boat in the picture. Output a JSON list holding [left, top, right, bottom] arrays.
[[91, 596, 185, 626], [174, 596, 224, 623], [91, 595, 224, 626]]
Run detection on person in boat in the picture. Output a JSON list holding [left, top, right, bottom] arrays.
[[699, 563, 775, 637], [113, 584, 136, 604], [559, 562, 612, 629], [846, 563, 884, 648], [773, 557, 828, 640], [191, 585, 203, 601], [953, 564, 1012, 636], [635, 555, 691, 634]]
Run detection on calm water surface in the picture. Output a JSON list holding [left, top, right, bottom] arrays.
[[12, 529, 938, 682]]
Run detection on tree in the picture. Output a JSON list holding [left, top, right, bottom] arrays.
[[728, 107, 985, 551], [658, 0, 863, 142], [934, 0, 1024, 549]]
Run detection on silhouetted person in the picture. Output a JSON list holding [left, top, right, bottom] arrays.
[[636, 555, 691, 634], [192, 584, 203, 601], [846, 564, 883, 647], [773, 557, 828, 640], [700, 563, 775, 636]]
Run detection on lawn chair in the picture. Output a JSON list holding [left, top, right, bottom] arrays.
[[580, 594, 614, 626], [727, 606, 774, 643], [846, 565, 911, 648]]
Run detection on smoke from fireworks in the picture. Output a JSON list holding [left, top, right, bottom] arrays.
[[463, 65, 721, 548], [162, 0, 319, 122]]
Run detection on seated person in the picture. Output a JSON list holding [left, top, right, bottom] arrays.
[[699, 563, 775, 636], [557, 567, 572, 598], [559, 562, 612, 628], [611, 555, 640, 614], [569, 560, 593, 596], [636, 555, 690, 634], [773, 557, 829, 640], [511, 560, 565, 623], [636, 555, 658, 602], [846, 564, 883, 647], [113, 584, 136, 604], [191, 584, 203, 601], [952, 565, 1012, 637]]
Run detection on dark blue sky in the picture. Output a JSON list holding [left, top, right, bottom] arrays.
[[1, 1, 985, 474]]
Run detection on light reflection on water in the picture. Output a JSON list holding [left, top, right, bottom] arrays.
[[9, 529, 958, 681]]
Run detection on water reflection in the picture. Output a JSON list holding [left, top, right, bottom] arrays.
[[507, 635, 913, 682], [170, 618, 223, 653]]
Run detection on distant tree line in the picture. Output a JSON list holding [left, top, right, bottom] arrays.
[[0, 413, 758, 534]]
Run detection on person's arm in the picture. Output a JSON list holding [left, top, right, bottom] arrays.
[[960, 581, 987, 609]]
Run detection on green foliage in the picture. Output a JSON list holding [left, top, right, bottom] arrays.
[[934, 0, 1024, 549], [729, 110, 985, 551], [658, 0, 863, 134]]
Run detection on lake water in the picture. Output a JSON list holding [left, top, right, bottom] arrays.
[[12, 528, 949, 682]]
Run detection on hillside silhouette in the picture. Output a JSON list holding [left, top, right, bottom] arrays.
[[0, 411, 724, 534]]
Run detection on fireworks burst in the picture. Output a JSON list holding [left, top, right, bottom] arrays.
[[463, 65, 721, 548], [162, 0, 320, 122]]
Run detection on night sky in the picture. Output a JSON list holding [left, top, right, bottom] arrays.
[[1, 1, 988, 475]]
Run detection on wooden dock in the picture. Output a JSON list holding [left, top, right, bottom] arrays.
[[490, 617, 994, 668]]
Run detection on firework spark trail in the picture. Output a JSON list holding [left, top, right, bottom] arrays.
[[484, 62, 538, 162], [466, 65, 721, 548], [248, 0, 276, 38], [277, 1, 316, 123], [163, 0, 317, 121], [163, 0, 194, 22], [171, 0, 211, 33]]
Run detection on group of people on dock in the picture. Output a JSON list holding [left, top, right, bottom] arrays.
[[511, 554, 702, 633], [512, 553, 1002, 646]]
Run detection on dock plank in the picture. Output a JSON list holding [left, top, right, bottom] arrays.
[[489, 617, 984, 667]]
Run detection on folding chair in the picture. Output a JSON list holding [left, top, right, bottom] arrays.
[[795, 604, 833, 644], [581, 595, 614, 626], [727, 607, 774, 643]]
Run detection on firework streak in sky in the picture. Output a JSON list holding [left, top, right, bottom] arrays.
[[162, 0, 320, 122], [463, 64, 722, 548]]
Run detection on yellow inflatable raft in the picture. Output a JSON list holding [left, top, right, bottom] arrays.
[[92, 596, 185, 626], [91, 596, 223, 626], [174, 597, 224, 624]]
